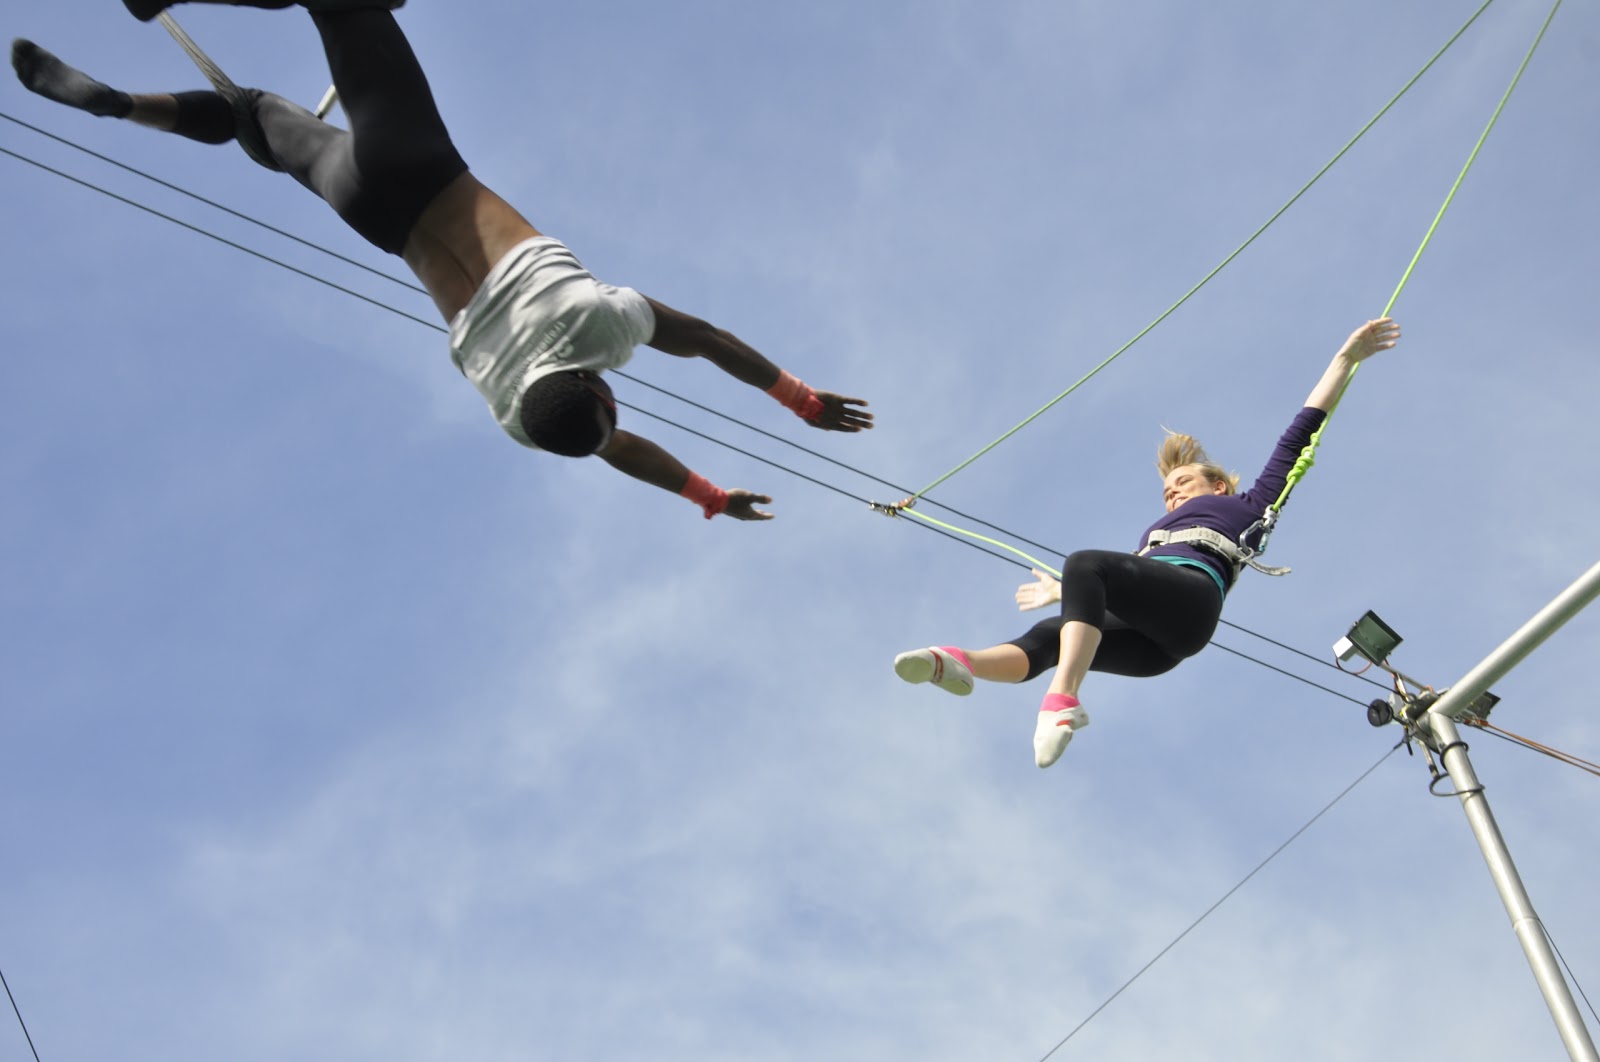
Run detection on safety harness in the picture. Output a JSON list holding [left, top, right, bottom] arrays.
[[1136, 520, 1292, 579]]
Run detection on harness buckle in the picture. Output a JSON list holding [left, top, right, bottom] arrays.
[[1233, 510, 1292, 577]]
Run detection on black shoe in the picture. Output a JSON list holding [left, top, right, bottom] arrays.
[[122, 0, 171, 21], [123, 0, 404, 23], [298, 0, 405, 10]]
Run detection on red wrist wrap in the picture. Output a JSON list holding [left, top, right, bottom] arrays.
[[767, 370, 825, 422], [680, 472, 729, 520]]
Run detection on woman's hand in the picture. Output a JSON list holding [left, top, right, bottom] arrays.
[[1015, 568, 1062, 611], [1307, 317, 1401, 411], [725, 489, 775, 521], [1335, 317, 1401, 364]]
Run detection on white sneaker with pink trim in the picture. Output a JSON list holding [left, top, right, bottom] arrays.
[[1033, 703, 1090, 768], [892, 647, 974, 696]]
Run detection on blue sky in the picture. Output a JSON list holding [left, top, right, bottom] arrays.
[[2, 1, 1596, 1059]]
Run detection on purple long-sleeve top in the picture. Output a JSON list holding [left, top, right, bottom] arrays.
[[1135, 406, 1327, 594]]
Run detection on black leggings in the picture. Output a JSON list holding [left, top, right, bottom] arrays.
[[243, 10, 467, 252], [1005, 550, 1224, 681]]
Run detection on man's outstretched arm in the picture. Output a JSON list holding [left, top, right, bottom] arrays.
[[595, 429, 772, 521], [642, 296, 873, 433]]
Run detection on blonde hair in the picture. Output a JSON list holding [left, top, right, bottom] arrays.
[[1156, 429, 1240, 493]]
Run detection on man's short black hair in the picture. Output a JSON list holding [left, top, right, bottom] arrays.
[[519, 370, 617, 457]]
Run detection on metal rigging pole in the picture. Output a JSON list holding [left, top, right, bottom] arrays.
[[1340, 559, 1600, 1061]]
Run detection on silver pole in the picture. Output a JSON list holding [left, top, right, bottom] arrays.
[[1419, 561, 1600, 1060], [1431, 558, 1600, 721], [1426, 712, 1598, 1061]]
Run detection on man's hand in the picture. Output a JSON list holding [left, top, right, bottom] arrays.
[[725, 489, 775, 521], [806, 392, 874, 432], [1015, 568, 1062, 611]]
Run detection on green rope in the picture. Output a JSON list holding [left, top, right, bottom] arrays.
[[1269, 0, 1565, 515], [909, 0, 1497, 502], [898, 506, 1062, 578]]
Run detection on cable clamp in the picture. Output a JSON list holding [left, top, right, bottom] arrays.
[[1420, 740, 1483, 797], [1429, 774, 1485, 799], [869, 496, 915, 517]]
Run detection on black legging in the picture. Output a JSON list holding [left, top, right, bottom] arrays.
[[1005, 549, 1224, 681], [245, 9, 467, 253]]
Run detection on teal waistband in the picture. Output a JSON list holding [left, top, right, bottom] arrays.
[[1148, 555, 1227, 599]]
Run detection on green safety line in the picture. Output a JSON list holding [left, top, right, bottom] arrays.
[[1269, 0, 1565, 514], [897, 506, 1063, 578], [909, 0, 1498, 502]]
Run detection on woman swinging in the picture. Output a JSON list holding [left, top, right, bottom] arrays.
[[894, 317, 1401, 768]]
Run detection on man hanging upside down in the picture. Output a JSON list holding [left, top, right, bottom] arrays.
[[11, 0, 873, 521]]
